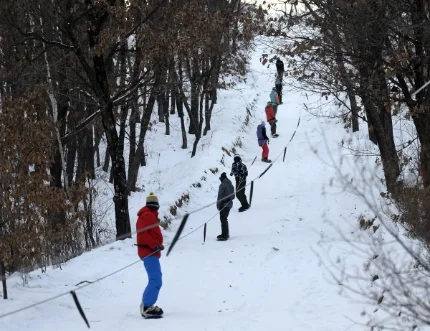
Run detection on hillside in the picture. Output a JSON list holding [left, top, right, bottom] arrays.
[[0, 40, 383, 331]]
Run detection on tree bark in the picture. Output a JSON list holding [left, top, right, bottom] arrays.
[[127, 68, 161, 192], [86, 7, 131, 240], [0, 260, 7, 300]]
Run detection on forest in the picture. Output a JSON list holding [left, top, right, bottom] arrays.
[[0, 0, 263, 274]]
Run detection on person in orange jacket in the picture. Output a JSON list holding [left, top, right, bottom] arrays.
[[136, 192, 164, 319], [265, 102, 279, 138]]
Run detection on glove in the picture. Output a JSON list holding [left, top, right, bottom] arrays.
[[153, 245, 164, 252]]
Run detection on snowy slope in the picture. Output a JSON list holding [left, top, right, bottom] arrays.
[[1, 40, 380, 331]]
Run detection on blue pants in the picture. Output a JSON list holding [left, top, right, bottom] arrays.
[[142, 256, 162, 307]]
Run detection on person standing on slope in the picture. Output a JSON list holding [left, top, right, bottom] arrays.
[[265, 102, 279, 138], [275, 75, 283, 104], [230, 154, 250, 212], [257, 121, 271, 163], [270, 87, 281, 117], [217, 172, 235, 241], [276, 58, 284, 78], [136, 192, 164, 319]]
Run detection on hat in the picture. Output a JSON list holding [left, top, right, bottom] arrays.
[[219, 172, 227, 181], [146, 192, 159, 209], [261, 120, 266, 126], [234, 154, 241, 162]]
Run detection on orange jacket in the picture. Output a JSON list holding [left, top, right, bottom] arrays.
[[265, 105, 275, 121], [136, 206, 163, 259]]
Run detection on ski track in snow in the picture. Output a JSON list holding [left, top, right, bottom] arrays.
[[1, 42, 383, 331]]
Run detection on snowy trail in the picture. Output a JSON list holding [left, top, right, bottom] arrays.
[[0, 43, 369, 331]]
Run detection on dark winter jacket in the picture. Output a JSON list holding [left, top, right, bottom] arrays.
[[230, 161, 248, 181], [275, 76, 282, 92], [136, 206, 163, 259], [276, 59, 284, 72], [257, 123, 269, 146], [217, 178, 234, 210]]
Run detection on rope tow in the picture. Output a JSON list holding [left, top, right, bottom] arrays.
[[0, 116, 301, 328]]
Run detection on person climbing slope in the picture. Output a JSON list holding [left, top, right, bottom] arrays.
[[216, 172, 234, 241], [265, 102, 279, 138], [136, 192, 164, 319], [230, 154, 250, 212], [275, 75, 283, 104], [270, 87, 281, 116], [256, 121, 271, 163], [276, 58, 284, 78]]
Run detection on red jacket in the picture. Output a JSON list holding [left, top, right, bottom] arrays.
[[265, 105, 275, 121], [136, 206, 163, 259]]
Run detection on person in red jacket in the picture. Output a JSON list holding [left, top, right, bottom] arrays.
[[265, 102, 279, 138], [136, 192, 164, 319]]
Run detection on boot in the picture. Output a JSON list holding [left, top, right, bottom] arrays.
[[141, 303, 163, 319], [217, 234, 229, 241], [238, 205, 249, 212], [261, 157, 272, 163]]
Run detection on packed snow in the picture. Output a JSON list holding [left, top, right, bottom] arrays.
[[1, 40, 395, 331]]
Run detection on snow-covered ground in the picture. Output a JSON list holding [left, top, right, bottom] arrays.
[[1, 40, 394, 331]]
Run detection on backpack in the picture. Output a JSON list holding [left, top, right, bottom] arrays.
[[265, 105, 275, 121]]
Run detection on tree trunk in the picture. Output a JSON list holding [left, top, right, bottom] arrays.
[[360, 89, 400, 193], [102, 101, 131, 240], [94, 127, 102, 167], [203, 56, 221, 135], [127, 69, 161, 192], [175, 86, 187, 149], [412, 105, 430, 187], [164, 90, 170, 135], [348, 92, 360, 132], [103, 148, 110, 173], [0, 260, 7, 300], [188, 57, 199, 134]]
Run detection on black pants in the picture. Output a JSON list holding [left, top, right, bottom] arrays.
[[220, 207, 231, 236], [269, 120, 277, 135], [275, 84, 282, 103], [235, 177, 249, 208]]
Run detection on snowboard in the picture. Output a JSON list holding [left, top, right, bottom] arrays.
[[143, 315, 163, 319]]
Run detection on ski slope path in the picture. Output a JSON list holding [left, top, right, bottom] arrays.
[[0, 42, 369, 331]]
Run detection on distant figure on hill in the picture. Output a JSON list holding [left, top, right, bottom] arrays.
[[276, 58, 284, 78], [270, 87, 281, 117], [265, 102, 279, 138], [256, 121, 271, 163], [275, 75, 283, 104], [216, 172, 235, 241], [136, 192, 164, 319], [230, 154, 250, 212]]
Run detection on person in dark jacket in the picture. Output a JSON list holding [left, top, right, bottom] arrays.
[[136, 192, 164, 319], [276, 58, 284, 78], [256, 121, 271, 163], [230, 154, 249, 212], [275, 75, 283, 104], [216, 172, 234, 240]]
